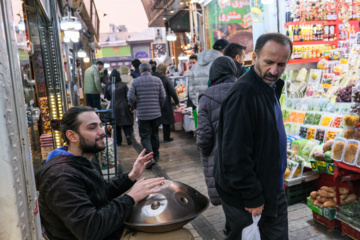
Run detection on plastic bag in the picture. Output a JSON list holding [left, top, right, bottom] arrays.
[[241, 215, 261, 240]]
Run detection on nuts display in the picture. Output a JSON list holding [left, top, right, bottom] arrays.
[[344, 129, 356, 139], [325, 130, 337, 141], [344, 143, 358, 164], [352, 87, 360, 103], [315, 129, 325, 142], [344, 114, 359, 127], [307, 128, 316, 140], [332, 142, 345, 160]]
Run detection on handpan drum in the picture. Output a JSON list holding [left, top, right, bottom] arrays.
[[125, 180, 209, 233]]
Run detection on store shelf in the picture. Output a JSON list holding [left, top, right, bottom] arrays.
[[288, 57, 329, 64], [292, 40, 338, 46], [334, 161, 360, 174], [285, 20, 338, 27]]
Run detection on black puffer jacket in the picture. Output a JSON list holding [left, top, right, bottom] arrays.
[[196, 56, 237, 205], [35, 155, 135, 240], [214, 66, 284, 217]]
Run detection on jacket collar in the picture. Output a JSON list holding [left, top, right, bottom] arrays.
[[141, 71, 151, 76], [250, 66, 284, 99]]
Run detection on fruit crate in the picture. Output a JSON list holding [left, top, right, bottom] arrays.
[[312, 211, 339, 231], [285, 183, 305, 205], [285, 180, 317, 205], [338, 218, 360, 240]]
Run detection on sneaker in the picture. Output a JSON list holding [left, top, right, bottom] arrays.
[[164, 138, 173, 143], [145, 158, 156, 169], [126, 136, 132, 145]]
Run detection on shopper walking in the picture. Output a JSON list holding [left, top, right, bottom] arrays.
[[154, 63, 180, 142], [84, 61, 104, 109], [104, 69, 133, 146], [196, 56, 237, 235], [188, 39, 228, 108], [128, 63, 166, 169], [130, 59, 141, 79], [214, 33, 292, 240], [120, 65, 134, 89], [223, 43, 248, 78]]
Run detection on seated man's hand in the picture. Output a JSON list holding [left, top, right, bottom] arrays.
[[245, 204, 264, 216], [128, 149, 153, 181], [127, 177, 165, 203]]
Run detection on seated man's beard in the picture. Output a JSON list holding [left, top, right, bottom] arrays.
[[79, 134, 106, 154]]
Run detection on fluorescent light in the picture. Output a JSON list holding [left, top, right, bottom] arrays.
[[104, 63, 110, 68], [178, 55, 188, 61], [170, 10, 175, 14], [73, 19, 82, 30], [84, 57, 90, 63], [63, 37, 70, 42], [18, 18, 25, 31], [261, 0, 274, 4], [67, 19, 75, 30], [71, 37, 79, 43], [166, 31, 177, 41], [60, 18, 69, 30], [77, 49, 87, 58], [163, 17, 167, 20]]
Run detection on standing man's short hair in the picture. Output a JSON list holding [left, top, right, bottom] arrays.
[[224, 43, 246, 59], [139, 63, 152, 72], [60, 106, 94, 144], [96, 61, 104, 66], [255, 33, 293, 59], [189, 55, 198, 61]]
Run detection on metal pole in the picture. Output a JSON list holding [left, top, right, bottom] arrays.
[[111, 76, 119, 176]]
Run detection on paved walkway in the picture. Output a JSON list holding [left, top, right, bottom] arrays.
[[114, 129, 349, 240]]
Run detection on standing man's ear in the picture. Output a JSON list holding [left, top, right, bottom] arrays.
[[66, 130, 79, 143]]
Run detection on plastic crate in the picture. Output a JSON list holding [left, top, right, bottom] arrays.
[[285, 183, 305, 205], [313, 211, 339, 231], [339, 219, 360, 240]]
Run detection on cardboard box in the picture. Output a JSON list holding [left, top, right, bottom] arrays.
[[307, 197, 336, 219]]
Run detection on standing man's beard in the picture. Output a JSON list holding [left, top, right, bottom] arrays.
[[79, 134, 106, 154]]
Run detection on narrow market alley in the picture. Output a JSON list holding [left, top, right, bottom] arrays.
[[115, 129, 349, 240]]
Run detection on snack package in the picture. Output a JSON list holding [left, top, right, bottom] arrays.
[[282, 109, 290, 121], [317, 58, 329, 69], [299, 126, 308, 138], [286, 159, 299, 180], [325, 129, 338, 141], [331, 137, 346, 161], [344, 128, 356, 139], [304, 112, 315, 125], [342, 140, 359, 165], [290, 124, 301, 136], [291, 139, 309, 155], [295, 111, 306, 124], [315, 128, 326, 142], [301, 139, 320, 159], [320, 115, 333, 127], [344, 114, 359, 127], [307, 127, 316, 140], [314, 113, 323, 125], [331, 116, 343, 128], [288, 111, 297, 123]]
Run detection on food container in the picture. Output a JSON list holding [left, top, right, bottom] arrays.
[[342, 140, 359, 165], [344, 128, 356, 140], [320, 115, 333, 127], [288, 111, 297, 123], [315, 128, 326, 142], [325, 129, 338, 142], [344, 114, 359, 127], [299, 126, 308, 138], [304, 112, 315, 125], [314, 113, 323, 125], [331, 116, 343, 128], [331, 137, 346, 161], [306, 127, 316, 140], [295, 111, 306, 124]]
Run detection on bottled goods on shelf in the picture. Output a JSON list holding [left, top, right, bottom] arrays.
[[291, 45, 335, 60]]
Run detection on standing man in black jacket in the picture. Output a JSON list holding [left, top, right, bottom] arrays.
[[36, 106, 193, 240], [223, 43, 248, 78], [214, 33, 292, 240]]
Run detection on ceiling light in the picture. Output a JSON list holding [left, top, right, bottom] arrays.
[[18, 17, 25, 31], [170, 10, 175, 14], [180, 2, 184, 5], [163, 17, 167, 20], [166, 31, 177, 41], [63, 37, 70, 42], [73, 19, 82, 30], [84, 57, 90, 63], [77, 49, 87, 58]]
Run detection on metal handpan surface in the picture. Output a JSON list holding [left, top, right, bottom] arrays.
[[125, 180, 209, 233]]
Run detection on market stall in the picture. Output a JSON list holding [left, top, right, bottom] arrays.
[[282, 0, 360, 237]]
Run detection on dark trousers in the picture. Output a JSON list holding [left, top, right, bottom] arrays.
[[116, 126, 132, 145], [138, 118, 160, 158], [222, 191, 288, 240], [86, 94, 101, 109], [163, 124, 171, 141]]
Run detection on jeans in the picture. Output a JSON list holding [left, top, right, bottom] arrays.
[[222, 190, 288, 240], [86, 94, 101, 109], [116, 126, 133, 145], [138, 118, 160, 158]]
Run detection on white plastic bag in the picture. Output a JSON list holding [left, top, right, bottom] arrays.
[[241, 215, 261, 240]]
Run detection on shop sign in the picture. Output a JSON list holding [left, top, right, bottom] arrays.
[[95, 46, 131, 59], [132, 45, 151, 59], [207, 0, 253, 55], [151, 43, 166, 59]]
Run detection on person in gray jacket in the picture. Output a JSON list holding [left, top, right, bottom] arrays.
[[188, 39, 228, 108], [128, 63, 166, 169], [196, 56, 237, 235]]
